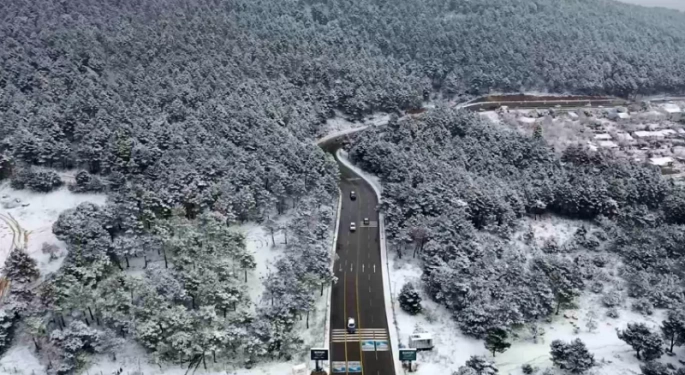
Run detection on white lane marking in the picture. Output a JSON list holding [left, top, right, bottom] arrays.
[[373, 264, 376, 273], [351, 263, 353, 272], [362, 264, 364, 273]]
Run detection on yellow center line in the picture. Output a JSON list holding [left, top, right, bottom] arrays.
[[356, 185, 365, 375], [344, 271, 348, 374]]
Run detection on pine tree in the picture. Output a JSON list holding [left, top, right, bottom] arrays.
[[641, 361, 672, 375], [661, 309, 685, 354], [4, 248, 40, 284], [533, 125, 543, 141], [617, 323, 665, 361], [0, 309, 15, 354], [550, 339, 595, 373], [585, 310, 598, 333], [399, 283, 422, 315], [463, 355, 498, 375], [484, 328, 511, 357]]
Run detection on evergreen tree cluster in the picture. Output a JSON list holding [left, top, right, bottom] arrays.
[[348, 108, 685, 335]]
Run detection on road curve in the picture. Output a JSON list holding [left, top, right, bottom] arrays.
[[316, 94, 647, 374], [325, 151, 396, 375]]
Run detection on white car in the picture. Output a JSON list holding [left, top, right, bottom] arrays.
[[347, 317, 356, 333], [350, 222, 356, 232]]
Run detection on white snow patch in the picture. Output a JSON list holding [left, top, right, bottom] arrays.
[[87, 341, 307, 375], [0, 344, 45, 375], [0, 184, 107, 278], [479, 111, 502, 125], [387, 254, 488, 375], [321, 111, 391, 137], [231, 217, 290, 307], [518, 117, 537, 124], [84, 212, 333, 375], [496, 293, 674, 375], [526, 215, 583, 248]]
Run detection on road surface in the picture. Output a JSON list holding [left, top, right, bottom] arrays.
[[327, 155, 395, 375]]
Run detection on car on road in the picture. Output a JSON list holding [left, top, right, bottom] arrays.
[[350, 222, 356, 232], [350, 190, 356, 200], [363, 217, 369, 225], [347, 317, 356, 333]]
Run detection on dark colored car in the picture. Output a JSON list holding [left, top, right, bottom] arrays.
[[350, 190, 356, 200]]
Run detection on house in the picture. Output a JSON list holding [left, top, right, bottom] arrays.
[[598, 140, 619, 149], [634, 131, 663, 140], [616, 112, 631, 122], [650, 156, 674, 167], [662, 103, 682, 122], [597, 140, 617, 149], [633, 130, 676, 140], [649, 156, 678, 174], [594, 133, 612, 141], [615, 132, 634, 142], [568, 111, 579, 120]]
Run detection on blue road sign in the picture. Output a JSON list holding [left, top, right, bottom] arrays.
[[361, 340, 375, 351], [348, 361, 362, 373], [332, 361, 346, 373], [375, 340, 389, 351]]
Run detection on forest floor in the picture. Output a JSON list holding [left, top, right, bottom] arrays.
[[387, 214, 685, 375], [0, 188, 331, 374], [80, 211, 332, 375], [0, 183, 107, 278], [0, 183, 107, 375]]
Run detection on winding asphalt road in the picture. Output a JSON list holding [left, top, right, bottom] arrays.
[[316, 94, 678, 374], [322, 144, 395, 375]]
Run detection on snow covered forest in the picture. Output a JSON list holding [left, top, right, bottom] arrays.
[[348, 109, 685, 372], [2, 0, 685, 373]]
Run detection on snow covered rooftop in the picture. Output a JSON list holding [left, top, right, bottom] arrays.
[[593, 133, 612, 140], [649, 156, 675, 166], [598, 140, 618, 148], [617, 112, 630, 119], [615, 132, 634, 141], [663, 103, 682, 113], [633, 129, 676, 138]]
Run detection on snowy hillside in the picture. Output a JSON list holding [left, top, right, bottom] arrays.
[[0, 184, 107, 277]]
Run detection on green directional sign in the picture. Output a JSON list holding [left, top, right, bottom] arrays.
[[399, 349, 417, 361]]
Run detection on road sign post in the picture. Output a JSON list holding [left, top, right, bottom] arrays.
[[310, 348, 329, 372], [400, 348, 417, 372]]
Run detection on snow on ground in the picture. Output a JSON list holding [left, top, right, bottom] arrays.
[[497, 293, 675, 375], [384, 213, 677, 375], [320, 111, 391, 137], [518, 116, 537, 124], [0, 344, 44, 375], [233, 214, 330, 352], [0, 183, 107, 278], [83, 212, 332, 375], [478, 111, 501, 125], [232, 216, 291, 307], [86, 341, 302, 375], [387, 253, 487, 375], [614, 0, 685, 11], [526, 215, 584, 248]]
